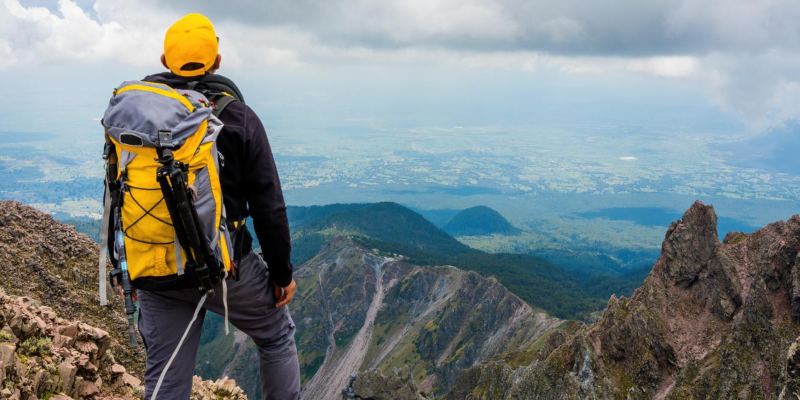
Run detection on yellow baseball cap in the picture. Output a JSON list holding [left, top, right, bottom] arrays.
[[164, 14, 218, 77]]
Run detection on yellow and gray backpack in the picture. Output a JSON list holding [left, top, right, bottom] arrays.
[[97, 81, 239, 314]]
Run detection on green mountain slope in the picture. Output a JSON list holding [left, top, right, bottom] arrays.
[[289, 203, 643, 319], [443, 206, 522, 236], [289, 202, 477, 266], [448, 253, 644, 319], [301, 202, 473, 256], [63, 201, 646, 319]]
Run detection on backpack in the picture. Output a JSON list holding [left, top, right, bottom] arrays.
[[98, 80, 238, 299]]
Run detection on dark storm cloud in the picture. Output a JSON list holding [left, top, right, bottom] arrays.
[[156, 0, 800, 56]]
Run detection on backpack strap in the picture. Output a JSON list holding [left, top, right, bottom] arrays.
[[197, 74, 245, 103], [210, 93, 237, 118]]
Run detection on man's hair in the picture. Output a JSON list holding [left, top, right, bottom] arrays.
[[181, 62, 206, 72]]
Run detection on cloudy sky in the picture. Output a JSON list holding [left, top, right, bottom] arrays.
[[2, 0, 800, 139]]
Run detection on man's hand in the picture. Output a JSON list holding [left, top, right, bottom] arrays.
[[274, 279, 296, 307]]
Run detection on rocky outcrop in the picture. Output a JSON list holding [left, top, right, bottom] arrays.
[[448, 201, 800, 399], [191, 376, 248, 400], [341, 367, 424, 400], [780, 336, 800, 399], [0, 200, 144, 374], [0, 201, 247, 399], [0, 287, 249, 400], [0, 289, 142, 399]]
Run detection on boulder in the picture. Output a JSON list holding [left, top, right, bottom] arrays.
[[111, 363, 126, 374], [122, 373, 141, 387], [57, 362, 77, 393], [0, 344, 14, 366], [81, 381, 99, 397]]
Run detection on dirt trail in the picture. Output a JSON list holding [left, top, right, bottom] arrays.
[[301, 259, 386, 400]]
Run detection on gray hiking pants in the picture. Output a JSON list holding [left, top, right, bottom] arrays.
[[137, 252, 300, 400]]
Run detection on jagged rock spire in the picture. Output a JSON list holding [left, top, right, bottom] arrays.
[[447, 201, 800, 400]]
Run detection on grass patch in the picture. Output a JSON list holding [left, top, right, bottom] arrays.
[[19, 337, 52, 357]]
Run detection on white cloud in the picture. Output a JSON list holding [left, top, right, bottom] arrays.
[[627, 57, 698, 78], [3, 0, 800, 129], [1, 0, 161, 66], [702, 51, 800, 130]]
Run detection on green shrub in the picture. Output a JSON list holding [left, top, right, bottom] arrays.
[[19, 336, 52, 357]]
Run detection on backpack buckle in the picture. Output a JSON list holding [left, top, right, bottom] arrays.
[[155, 130, 176, 149], [192, 264, 217, 296]]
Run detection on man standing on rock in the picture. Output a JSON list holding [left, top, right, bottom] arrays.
[[132, 14, 300, 400]]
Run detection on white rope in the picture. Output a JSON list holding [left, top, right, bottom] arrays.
[[222, 271, 230, 335], [151, 293, 207, 400]]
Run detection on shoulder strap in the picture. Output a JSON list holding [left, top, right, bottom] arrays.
[[198, 74, 245, 103], [186, 74, 245, 104], [210, 94, 238, 118]]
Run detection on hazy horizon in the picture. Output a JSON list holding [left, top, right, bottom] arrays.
[[1, 0, 799, 252]]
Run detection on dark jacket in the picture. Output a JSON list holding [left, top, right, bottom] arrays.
[[143, 72, 293, 287]]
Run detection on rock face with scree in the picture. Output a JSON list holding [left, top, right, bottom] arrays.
[[446, 201, 800, 399]]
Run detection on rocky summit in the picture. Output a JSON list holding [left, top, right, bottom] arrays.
[[446, 201, 800, 399], [0, 200, 246, 399]]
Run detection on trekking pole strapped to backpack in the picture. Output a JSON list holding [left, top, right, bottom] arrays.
[[110, 208, 138, 347], [97, 81, 236, 341], [153, 129, 221, 294]]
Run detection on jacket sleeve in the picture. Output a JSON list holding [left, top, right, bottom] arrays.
[[241, 106, 293, 287]]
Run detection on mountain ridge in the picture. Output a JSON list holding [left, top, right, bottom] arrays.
[[444, 201, 800, 399], [198, 235, 562, 399]]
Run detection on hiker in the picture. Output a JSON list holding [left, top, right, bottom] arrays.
[[100, 13, 299, 400]]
